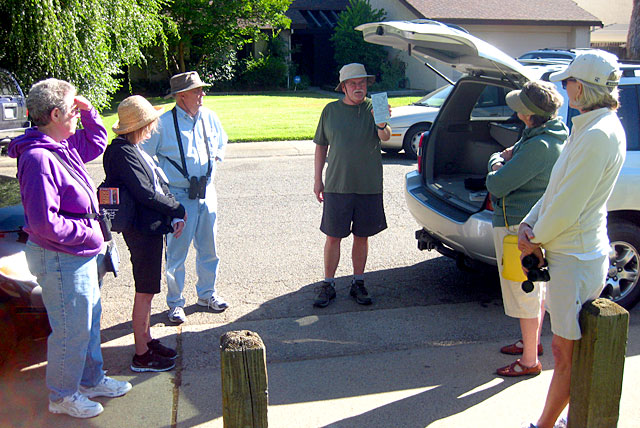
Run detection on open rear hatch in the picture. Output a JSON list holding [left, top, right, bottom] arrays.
[[358, 20, 532, 215]]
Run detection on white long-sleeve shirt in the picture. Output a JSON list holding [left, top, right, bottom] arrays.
[[523, 107, 626, 259]]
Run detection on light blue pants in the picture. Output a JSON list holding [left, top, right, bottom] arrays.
[[165, 184, 220, 308], [25, 241, 105, 402]]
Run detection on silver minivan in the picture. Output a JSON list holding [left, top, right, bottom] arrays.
[[359, 20, 640, 309]]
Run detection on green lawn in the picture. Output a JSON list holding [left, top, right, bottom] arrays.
[[100, 91, 423, 143]]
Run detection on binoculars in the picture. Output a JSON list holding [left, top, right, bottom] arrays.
[[188, 176, 207, 200], [521, 253, 550, 293]]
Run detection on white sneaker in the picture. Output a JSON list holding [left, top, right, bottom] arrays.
[[168, 306, 186, 323], [197, 295, 229, 312], [49, 392, 103, 418], [78, 376, 132, 398]]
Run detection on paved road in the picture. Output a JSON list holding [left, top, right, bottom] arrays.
[[1, 142, 638, 427], [87, 140, 502, 331]]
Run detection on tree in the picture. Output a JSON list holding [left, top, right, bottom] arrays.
[[166, 0, 291, 80], [628, 0, 640, 59], [0, 0, 173, 110], [331, 0, 387, 79]]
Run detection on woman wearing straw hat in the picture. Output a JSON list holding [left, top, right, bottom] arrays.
[[104, 95, 186, 372]]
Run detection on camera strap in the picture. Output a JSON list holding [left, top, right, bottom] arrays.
[[48, 151, 99, 216], [168, 107, 212, 180], [502, 196, 509, 228]]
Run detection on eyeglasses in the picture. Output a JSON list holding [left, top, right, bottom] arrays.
[[345, 79, 367, 88], [562, 78, 577, 89]]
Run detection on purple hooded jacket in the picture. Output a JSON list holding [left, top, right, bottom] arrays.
[[7, 108, 108, 257]]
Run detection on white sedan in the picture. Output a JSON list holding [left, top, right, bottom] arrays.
[[383, 85, 451, 158]]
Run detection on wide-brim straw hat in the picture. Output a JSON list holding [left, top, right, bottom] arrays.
[[112, 95, 164, 135], [335, 63, 375, 91], [164, 71, 210, 99]]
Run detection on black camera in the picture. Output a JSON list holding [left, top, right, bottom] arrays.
[[188, 176, 207, 200], [521, 253, 550, 293]]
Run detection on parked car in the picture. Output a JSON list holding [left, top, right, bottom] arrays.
[[383, 85, 450, 158], [358, 20, 640, 309], [385, 83, 519, 158], [517, 48, 578, 62], [0, 69, 30, 153], [0, 181, 47, 366]]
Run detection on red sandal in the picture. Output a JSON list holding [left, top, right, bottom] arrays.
[[500, 339, 543, 356], [496, 359, 542, 377]]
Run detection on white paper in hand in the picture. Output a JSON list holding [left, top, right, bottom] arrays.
[[371, 92, 390, 124]]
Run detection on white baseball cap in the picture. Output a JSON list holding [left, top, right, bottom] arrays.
[[549, 50, 620, 88]]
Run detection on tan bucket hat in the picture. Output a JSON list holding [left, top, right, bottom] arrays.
[[335, 63, 375, 91], [112, 95, 164, 135], [164, 71, 210, 99]]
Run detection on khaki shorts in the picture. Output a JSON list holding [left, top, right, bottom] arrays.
[[493, 226, 546, 319], [545, 251, 608, 340]]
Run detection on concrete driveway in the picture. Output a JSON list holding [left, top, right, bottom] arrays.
[[0, 141, 638, 427]]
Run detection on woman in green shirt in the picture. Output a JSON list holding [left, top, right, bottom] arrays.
[[486, 80, 567, 377]]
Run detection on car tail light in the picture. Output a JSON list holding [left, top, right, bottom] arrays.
[[417, 133, 425, 174], [484, 194, 494, 211]]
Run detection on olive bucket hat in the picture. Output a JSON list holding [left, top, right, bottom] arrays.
[[164, 71, 211, 99]]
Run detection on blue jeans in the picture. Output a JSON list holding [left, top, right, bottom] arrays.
[[25, 241, 105, 402], [165, 184, 220, 308]]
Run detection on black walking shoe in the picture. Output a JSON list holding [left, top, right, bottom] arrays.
[[350, 280, 372, 305], [313, 282, 336, 308], [147, 339, 178, 359], [131, 350, 175, 372]]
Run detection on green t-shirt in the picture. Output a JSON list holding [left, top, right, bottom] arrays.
[[314, 99, 383, 194]]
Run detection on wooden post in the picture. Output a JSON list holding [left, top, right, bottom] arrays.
[[568, 298, 628, 428], [220, 330, 268, 428]]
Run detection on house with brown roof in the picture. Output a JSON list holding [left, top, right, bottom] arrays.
[[367, 0, 603, 90], [280, 1, 608, 90], [283, 0, 350, 87]]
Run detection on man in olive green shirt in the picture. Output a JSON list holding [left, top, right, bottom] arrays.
[[313, 63, 391, 308]]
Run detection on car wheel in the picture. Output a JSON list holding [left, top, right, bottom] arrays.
[[402, 123, 431, 159], [603, 220, 640, 309]]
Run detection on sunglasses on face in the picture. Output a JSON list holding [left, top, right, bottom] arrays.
[[562, 78, 577, 89]]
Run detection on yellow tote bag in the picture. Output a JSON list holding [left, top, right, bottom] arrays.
[[501, 198, 527, 282]]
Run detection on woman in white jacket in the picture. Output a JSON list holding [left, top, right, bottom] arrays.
[[518, 51, 626, 428]]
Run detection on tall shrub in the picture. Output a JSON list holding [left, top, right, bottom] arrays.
[[330, 0, 387, 79]]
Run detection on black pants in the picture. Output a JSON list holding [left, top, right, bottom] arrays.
[[123, 228, 164, 294]]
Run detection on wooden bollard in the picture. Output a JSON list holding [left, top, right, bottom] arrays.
[[568, 298, 628, 428], [220, 330, 268, 428]]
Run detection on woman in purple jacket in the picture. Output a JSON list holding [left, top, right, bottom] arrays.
[[8, 79, 131, 419]]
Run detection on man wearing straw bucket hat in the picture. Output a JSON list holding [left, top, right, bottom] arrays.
[[142, 71, 229, 324], [312, 63, 391, 308]]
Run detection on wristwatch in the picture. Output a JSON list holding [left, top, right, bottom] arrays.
[[376, 124, 387, 131]]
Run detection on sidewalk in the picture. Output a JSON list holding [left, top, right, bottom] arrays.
[[1, 302, 638, 427]]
